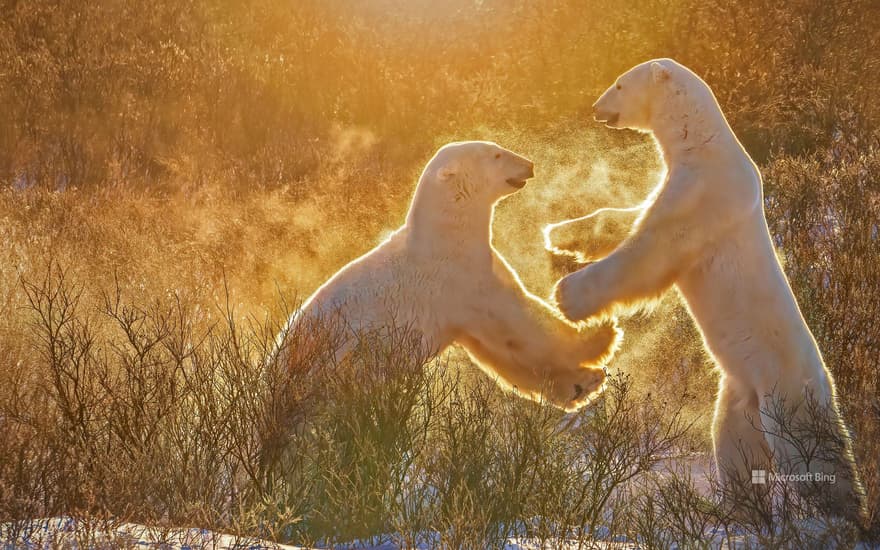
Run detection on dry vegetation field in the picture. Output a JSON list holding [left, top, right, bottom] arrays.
[[1, 0, 878, 547]]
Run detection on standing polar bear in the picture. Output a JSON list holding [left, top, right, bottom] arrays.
[[289, 141, 620, 411], [552, 59, 864, 518]]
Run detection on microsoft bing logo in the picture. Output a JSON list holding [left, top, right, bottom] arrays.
[[750, 469, 835, 484]]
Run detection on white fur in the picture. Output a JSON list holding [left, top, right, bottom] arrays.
[[288, 141, 621, 411], [552, 59, 864, 517]]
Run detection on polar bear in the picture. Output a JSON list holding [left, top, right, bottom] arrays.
[[552, 59, 864, 519], [286, 141, 620, 411]]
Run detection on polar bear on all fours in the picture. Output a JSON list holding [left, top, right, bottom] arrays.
[[287, 141, 621, 411], [552, 59, 865, 519]]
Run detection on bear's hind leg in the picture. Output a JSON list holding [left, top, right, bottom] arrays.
[[713, 378, 772, 519]]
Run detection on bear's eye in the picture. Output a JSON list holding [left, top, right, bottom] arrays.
[[494, 153, 502, 159], [616, 83, 622, 90]]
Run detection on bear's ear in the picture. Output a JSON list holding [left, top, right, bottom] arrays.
[[650, 61, 671, 84], [437, 160, 459, 182]]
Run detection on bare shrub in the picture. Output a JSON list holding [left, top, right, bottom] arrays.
[[1, 263, 874, 547]]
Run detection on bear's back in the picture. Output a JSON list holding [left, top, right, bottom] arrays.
[[295, 229, 451, 351]]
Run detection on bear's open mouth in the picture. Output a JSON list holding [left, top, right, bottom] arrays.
[[595, 111, 619, 126], [506, 178, 528, 189]]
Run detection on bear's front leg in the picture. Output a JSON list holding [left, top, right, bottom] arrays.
[[553, 261, 616, 322], [544, 206, 642, 263]]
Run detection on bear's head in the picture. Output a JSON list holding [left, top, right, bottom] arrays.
[[420, 141, 535, 206], [592, 58, 716, 135]]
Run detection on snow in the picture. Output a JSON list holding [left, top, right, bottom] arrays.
[[1, 517, 303, 550]]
